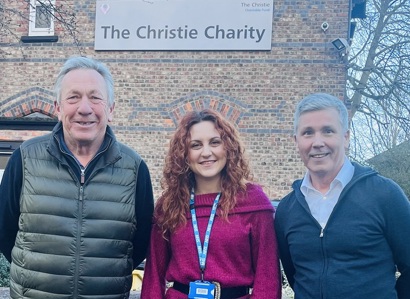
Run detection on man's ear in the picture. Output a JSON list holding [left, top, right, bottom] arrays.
[[108, 102, 115, 122], [293, 134, 300, 153], [344, 130, 350, 150], [55, 101, 62, 121]]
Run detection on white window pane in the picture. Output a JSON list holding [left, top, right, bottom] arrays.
[[35, 5, 52, 28]]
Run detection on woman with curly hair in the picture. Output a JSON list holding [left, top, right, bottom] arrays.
[[141, 109, 281, 299]]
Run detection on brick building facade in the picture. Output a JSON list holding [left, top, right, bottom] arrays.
[[0, 0, 353, 199]]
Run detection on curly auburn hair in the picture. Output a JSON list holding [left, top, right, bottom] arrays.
[[155, 109, 253, 236]]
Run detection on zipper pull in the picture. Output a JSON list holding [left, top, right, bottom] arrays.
[[320, 228, 324, 238], [80, 168, 85, 184]]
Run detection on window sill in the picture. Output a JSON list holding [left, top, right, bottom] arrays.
[[21, 36, 58, 43]]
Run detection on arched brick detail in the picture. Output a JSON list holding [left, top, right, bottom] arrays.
[[167, 90, 247, 127], [1, 88, 57, 118]]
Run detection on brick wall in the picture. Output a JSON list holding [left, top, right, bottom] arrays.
[[0, 0, 350, 199]]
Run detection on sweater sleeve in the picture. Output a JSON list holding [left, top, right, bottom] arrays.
[[140, 223, 171, 299], [132, 160, 154, 267], [381, 179, 410, 299], [0, 149, 22, 262], [250, 207, 282, 298]]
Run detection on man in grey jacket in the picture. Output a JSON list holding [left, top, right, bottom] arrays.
[[0, 56, 154, 298], [275, 93, 410, 299]]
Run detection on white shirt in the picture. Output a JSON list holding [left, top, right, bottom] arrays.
[[300, 157, 354, 228]]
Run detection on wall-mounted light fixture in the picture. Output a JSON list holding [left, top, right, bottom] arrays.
[[331, 38, 350, 58]]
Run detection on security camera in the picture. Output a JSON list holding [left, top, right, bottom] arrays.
[[321, 22, 329, 32]]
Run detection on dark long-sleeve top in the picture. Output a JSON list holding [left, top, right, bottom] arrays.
[[0, 125, 154, 268], [275, 162, 410, 299]]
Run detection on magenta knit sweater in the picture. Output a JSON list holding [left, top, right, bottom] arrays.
[[141, 184, 282, 299]]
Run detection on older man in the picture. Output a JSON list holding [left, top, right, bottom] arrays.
[[0, 56, 154, 298]]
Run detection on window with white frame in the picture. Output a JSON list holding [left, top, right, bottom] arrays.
[[29, 0, 55, 36]]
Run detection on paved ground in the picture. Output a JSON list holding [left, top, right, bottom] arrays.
[[0, 287, 293, 298], [0, 288, 9, 299], [0, 288, 141, 298]]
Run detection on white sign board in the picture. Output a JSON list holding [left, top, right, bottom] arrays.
[[94, 0, 274, 51]]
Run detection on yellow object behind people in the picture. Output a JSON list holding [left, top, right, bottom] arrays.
[[131, 269, 144, 291]]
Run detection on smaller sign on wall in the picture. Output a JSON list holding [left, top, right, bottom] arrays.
[[95, 0, 274, 51]]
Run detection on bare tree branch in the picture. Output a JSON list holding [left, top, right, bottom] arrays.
[[0, 0, 81, 57], [348, 0, 410, 162]]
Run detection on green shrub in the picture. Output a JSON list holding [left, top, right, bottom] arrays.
[[0, 254, 10, 287]]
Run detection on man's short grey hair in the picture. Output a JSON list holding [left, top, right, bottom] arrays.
[[54, 56, 115, 107], [294, 93, 349, 134]]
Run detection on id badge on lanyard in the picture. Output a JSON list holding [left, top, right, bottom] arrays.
[[188, 189, 221, 299], [188, 280, 216, 299]]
